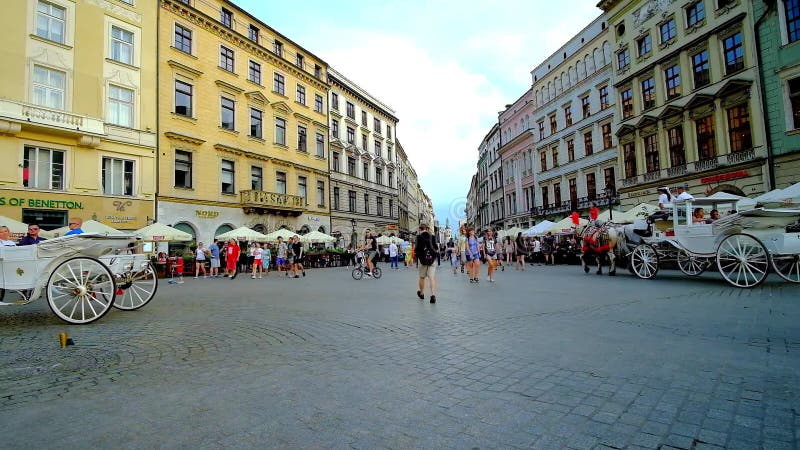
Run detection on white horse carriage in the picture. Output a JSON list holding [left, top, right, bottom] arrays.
[[622, 194, 800, 288], [0, 233, 158, 324]]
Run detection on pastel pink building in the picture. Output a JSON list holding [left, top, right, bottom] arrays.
[[498, 88, 537, 229]]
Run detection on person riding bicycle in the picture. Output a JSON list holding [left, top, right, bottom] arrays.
[[358, 230, 379, 276]]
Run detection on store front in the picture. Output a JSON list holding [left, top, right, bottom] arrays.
[[0, 189, 153, 230]]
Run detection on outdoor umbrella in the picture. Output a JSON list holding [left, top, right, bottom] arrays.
[[43, 219, 123, 238], [216, 226, 269, 242], [134, 222, 193, 242], [0, 215, 30, 238], [262, 228, 297, 242], [500, 227, 524, 239], [299, 230, 336, 243], [376, 235, 394, 245], [522, 220, 554, 237], [597, 203, 659, 223], [754, 182, 800, 206], [546, 216, 588, 235]]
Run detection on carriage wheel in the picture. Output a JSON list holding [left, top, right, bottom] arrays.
[[630, 244, 659, 279], [46, 257, 116, 324], [113, 262, 159, 310], [770, 254, 800, 283], [677, 251, 709, 277], [716, 234, 770, 288], [372, 267, 383, 279], [351, 268, 364, 280]]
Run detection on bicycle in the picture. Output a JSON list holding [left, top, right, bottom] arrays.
[[351, 258, 382, 280]]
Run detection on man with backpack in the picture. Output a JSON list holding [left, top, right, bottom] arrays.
[[415, 223, 438, 304]]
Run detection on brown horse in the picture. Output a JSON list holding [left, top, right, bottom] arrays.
[[575, 221, 620, 276]]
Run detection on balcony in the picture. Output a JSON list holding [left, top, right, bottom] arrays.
[[240, 190, 305, 216], [531, 192, 619, 218], [538, 147, 617, 183], [0, 98, 105, 139]]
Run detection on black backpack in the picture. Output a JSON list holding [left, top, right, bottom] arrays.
[[418, 234, 436, 266]]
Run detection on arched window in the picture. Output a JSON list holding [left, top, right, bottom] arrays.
[[577, 60, 585, 79], [299, 225, 310, 235], [593, 48, 602, 70], [252, 224, 266, 233], [214, 224, 234, 238], [603, 41, 612, 64], [584, 55, 593, 74], [317, 226, 326, 233], [569, 66, 577, 84], [561, 71, 568, 90], [174, 222, 196, 239]]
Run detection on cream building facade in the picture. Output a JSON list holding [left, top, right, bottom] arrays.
[[599, 0, 769, 207], [0, 0, 157, 231], [157, 0, 331, 243]]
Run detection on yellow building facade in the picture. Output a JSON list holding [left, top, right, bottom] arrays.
[[0, 0, 157, 232], [157, 0, 330, 243]]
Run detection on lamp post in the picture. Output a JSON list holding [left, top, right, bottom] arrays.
[[605, 186, 616, 221], [350, 218, 357, 249]]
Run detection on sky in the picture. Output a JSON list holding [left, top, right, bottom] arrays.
[[233, 0, 602, 226]]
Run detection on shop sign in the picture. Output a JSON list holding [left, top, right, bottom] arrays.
[[700, 170, 749, 184], [105, 214, 138, 225], [240, 190, 304, 210], [386, 224, 398, 230], [0, 197, 83, 209], [196, 210, 220, 219]]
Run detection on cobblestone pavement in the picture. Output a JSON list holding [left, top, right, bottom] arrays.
[[1, 263, 799, 449]]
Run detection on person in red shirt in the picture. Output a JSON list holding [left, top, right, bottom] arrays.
[[589, 202, 600, 221], [225, 239, 240, 279]]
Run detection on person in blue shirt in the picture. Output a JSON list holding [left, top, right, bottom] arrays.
[[64, 218, 84, 236], [18, 223, 46, 245], [209, 239, 221, 277]]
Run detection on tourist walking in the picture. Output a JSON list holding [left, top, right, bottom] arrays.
[[194, 242, 208, 278], [482, 228, 499, 282], [225, 239, 240, 279], [466, 228, 480, 283], [532, 237, 542, 265], [389, 240, 399, 269], [276, 237, 288, 275], [262, 244, 272, 275], [290, 236, 305, 278], [251, 242, 264, 279], [515, 232, 527, 270], [447, 239, 459, 275], [414, 224, 438, 303], [209, 239, 221, 277], [542, 232, 555, 265]]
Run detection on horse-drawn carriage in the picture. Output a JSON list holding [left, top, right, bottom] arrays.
[[617, 196, 800, 288], [0, 234, 158, 324]]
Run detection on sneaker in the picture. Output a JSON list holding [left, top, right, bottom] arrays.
[[193, 276, 198, 279], [416, 290, 424, 300], [203, 276, 208, 279], [251, 275, 256, 279], [430, 295, 436, 304], [258, 276, 262, 279], [294, 275, 300, 278], [302, 271, 306, 277], [365, 272, 372, 277]]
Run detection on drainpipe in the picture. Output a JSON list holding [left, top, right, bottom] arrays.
[[755, 0, 777, 190], [154, 4, 161, 222]]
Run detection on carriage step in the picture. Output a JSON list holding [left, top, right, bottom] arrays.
[[0, 301, 28, 306]]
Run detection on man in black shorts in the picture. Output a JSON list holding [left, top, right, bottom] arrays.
[[361, 230, 379, 276]]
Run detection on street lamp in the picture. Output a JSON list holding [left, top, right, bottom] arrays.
[[604, 186, 616, 221], [350, 218, 357, 248]]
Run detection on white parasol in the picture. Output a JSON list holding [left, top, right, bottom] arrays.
[[134, 222, 193, 242], [216, 226, 269, 242], [299, 230, 336, 243], [262, 228, 297, 242]]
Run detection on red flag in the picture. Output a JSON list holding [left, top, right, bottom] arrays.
[[571, 212, 580, 225]]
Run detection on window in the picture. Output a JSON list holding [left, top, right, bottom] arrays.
[[552, 146, 559, 167], [584, 132, 594, 156], [294, 85, 305, 105], [604, 167, 616, 192], [540, 151, 547, 171], [363, 162, 369, 181], [617, 48, 630, 71], [789, 77, 800, 129], [275, 171, 287, 194], [220, 8, 232, 27], [388, 171, 394, 187], [668, 126, 685, 167], [346, 102, 355, 119], [273, 40, 283, 57], [549, 114, 558, 133], [375, 141, 382, 158], [641, 77, 656, 110], [221, 160, 234, 194], [249, 108, 262, 138], [692, 50, 710, 88], [361, 134, 368, 150], [347, 157, 356, 176], [541, 186, 550, 207], [567, 139, 575, 162], [333, 187, 340, 210], [387, 125, 392, 139], [174, 80, 192, 116], [332, 152, 340, 172], [375, 167, 383, 185], [174, 24, 192, 54], [102, 158, 133, 195], [220, 97, 235, 130], [314, 94, 323, 113], [374, 118, 381, 133], [696, 116, 716, 159], [348, 190, 356, 212], [107, 85, 134, 127], [787, 0, 800, 43], [361, 111, 367, 126], [297, 176, 307, 200], [602, 123, 613, 149], [298, 125, 307, 151], [660, 18, 677, 43], [331, 92, 339, 110], [219, 46, 234, 72], [251, 166, 263, 190], [108, 27, 135, 67], [316, 132, 324, 157], [636, 34, 652, 57], [586, 173, 596, 200], [249, 60, 261, 84], [296, 53, 304, 69], [644, 134, 660, 173], [273, 73, 285, 95], [581, 96, 591, 118], [377, 197, 384, 216], [665, 64, 681, 99], [316, 181, 325, 206], [23, 146, 64, 190], [32, 65, 65, 110], [553, 183, 562, 205], [723, 32, 744, 74], [346, 126, 355, 144], [569, 178, 578, 207], [275, 117, 286, 145], [686, 1, 705, 27], [388, 199, 394, 218], [600, 86, 610, 109], [332, 119, 339, 139], [364, 193, 369, 214], [174, 150, 191, 188], [727, 105, 752, 152], [538, 121, 545, 139], [623, 142, 637, 177], [621, 88, 633, 119], [36, 1, 65, 43], [247, 25, 259, 43]]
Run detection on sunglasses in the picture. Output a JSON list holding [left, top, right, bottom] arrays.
[[69, 222, 78, 226], [28, 227, 39, 231]]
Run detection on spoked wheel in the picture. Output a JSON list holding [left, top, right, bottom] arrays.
[[113, 262, 159, 310], [351, 268, 364, 280], [677, 251, 709, 277], [46, 257, 116, 324], [716, 233, 770, 288], [372, 267, 382, 279], [630, 244, 659, 279], [770, 254, 800, 283]]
